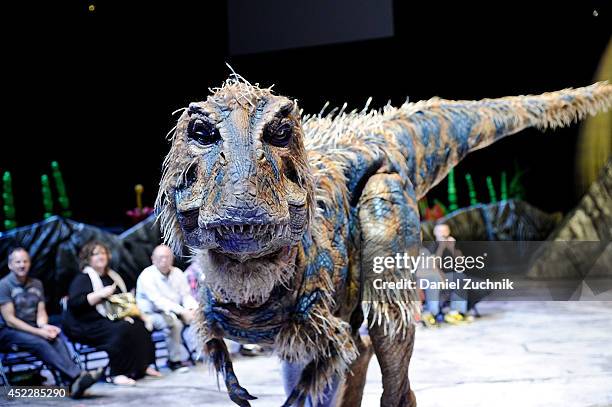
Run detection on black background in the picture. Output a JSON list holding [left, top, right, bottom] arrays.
[[2, 1, 610, 230]]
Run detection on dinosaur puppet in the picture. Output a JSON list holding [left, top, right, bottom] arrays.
[[155, 76, 612, 407]]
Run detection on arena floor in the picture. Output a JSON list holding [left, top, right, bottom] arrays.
[[4, 301, 612, 407]]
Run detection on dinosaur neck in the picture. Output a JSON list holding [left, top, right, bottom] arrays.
[[200, 246, 299, 306]]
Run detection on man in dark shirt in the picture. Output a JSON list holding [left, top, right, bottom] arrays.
[[0, 247, 101, 398]]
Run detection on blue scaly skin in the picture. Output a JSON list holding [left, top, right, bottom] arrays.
[[156, 78, 612, 406]]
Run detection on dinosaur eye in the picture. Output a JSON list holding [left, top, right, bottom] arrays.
[[187, 119, 221, 145], [263, 119, 294, 147]]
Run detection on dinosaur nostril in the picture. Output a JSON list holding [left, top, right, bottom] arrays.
[[177, 209, 199, 233], [284, 159, 299, 184], [183, 164, 198, 188]]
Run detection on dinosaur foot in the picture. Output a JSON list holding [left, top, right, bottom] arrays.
[[206, 338, 258, 407], [225, 361, 258, 406], [228, 381, 257, 406]]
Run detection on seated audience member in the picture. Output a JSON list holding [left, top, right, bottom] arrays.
[[184, 261, 201, 300], [136, 245, 198, 371], [0, 247, 101, 398], [63, 241, 160, 385], [433, 223, 474, 323], [415, 247, 445, 327]]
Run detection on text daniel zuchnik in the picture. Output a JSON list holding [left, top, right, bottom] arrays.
[[372, 277, 515, 290]]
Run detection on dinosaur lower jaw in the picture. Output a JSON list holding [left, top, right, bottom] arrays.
[[214, 223, 292, 259]]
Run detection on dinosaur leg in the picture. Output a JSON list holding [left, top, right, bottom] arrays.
[[337, 333, 374, 407], [369, 317, 417, 407], [205, 338, 257, 407], [357, 172, 420, 407]]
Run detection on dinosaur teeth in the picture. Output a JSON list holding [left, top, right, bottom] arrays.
[[214, 223, 288, 237]]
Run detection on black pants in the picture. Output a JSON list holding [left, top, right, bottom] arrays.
[[65, 318, 155, 378]]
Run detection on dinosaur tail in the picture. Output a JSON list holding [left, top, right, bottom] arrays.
[[394, 82, 612, 198]]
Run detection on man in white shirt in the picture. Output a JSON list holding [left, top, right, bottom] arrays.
[[136, 245, 198, 370]]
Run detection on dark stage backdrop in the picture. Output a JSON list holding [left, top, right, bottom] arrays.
[[2, 1, 610, 230]]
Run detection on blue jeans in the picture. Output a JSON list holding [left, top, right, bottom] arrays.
[[417, 269, 443, 315], [0, 327, 81, 383], [446, 272, 468, 314]]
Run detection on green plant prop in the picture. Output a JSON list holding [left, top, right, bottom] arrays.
[[51, 161, 72, 217], [2, 171, 17, 230], [500, 171, 508, 201], [418, 197, 428, 218], [486, 176, 497, 203], [464, 173, 478, 205], [509, 162, 526, 200], [41, 174, 53, 219], [447, 168, 458, 212]]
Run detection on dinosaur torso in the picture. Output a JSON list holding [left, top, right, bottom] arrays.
[[202, 168, 360, 345]]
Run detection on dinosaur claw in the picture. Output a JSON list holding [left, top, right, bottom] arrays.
[[206, 339, 256, 407], [229, 394, 252, 407], [229, 383, 257, 405], [236, 387, 257, 400]]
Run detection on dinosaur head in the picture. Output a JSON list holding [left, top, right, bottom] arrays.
[[157, 77, 314, 268]]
